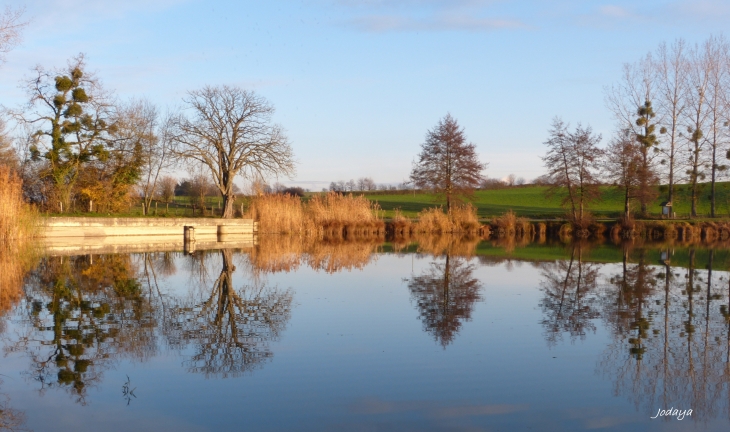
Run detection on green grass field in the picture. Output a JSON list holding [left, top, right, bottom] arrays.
[[363, 182, 730, 220]]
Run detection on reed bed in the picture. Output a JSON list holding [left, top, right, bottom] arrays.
[[247, 192, 383, 236], [411, 204, 480, 234], [490, 210, 533, 238], [0, 166, 37, 243], [0, 166, 38, 316]]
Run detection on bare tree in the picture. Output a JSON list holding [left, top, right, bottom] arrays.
[[125, 100, 175, 216], [346, 179, 356, 192], [171, 86, 295, 218], [542, 118, 603, 224], [684, 42, 712, 218], [702, 36, 730, 217], [362, 177, 376, 191], [605, 53, 657, 138], [506, 173, 516, 186], [0, 6, 26, 65], [604, 130, 644, 218], [410, 114, 486, 212], [0, 117, 17, 170], [655, 39, 689, 208], [156, 175, 177, 211]]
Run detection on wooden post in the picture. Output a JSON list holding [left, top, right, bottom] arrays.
[[184, 226, 196, 254]]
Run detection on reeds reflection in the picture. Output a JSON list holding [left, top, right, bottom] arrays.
[[250, 235, 382, 273], [7, 254, 156, 405], [163, 249, 293, 378]]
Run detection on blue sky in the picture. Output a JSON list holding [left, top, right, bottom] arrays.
[[3, 0, 730, 190]]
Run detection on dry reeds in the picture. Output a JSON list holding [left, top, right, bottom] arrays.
[[489, 210, 534, 239], [412, 204, 481, 234], [247, 192, 383, 236], [389, 208, 412, 237], [0, 166, 36, 243], [247, 193, 309, 234], [307, 193, 384, 237], [0, 166, 37, 315]]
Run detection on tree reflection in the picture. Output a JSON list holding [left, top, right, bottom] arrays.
[[5, 254, 156, 405], [539, 243, 601, 346], [595, 247, 730, 421], [164, 249, 293, 378], [0, 379, 27, 431], [408, 254, 482, 347]]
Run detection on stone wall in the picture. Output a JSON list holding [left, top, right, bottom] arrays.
[[41, 217, 257, 238]]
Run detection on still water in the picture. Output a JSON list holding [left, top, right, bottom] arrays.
[[2, 237, 730, 431]]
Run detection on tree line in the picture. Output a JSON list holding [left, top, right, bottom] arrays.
[[1, 50, 294, 218], [543, 35, 730, 222]]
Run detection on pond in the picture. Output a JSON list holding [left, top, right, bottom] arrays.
[[2, 236, 730, 431]]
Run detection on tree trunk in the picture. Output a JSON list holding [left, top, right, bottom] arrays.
[[624, 185, 630, 218], [222, 191, 236, 218], [711, 145, 717, 217]]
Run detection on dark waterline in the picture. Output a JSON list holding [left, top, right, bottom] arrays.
[[2, 239, 730, 431]]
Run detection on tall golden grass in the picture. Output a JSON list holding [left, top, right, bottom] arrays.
[[491, 210, 533, 238], [0, 166, 36, 243], [412, 204, 481, 234], [0, 166, 37, 316], [247, 192, 384, 236]]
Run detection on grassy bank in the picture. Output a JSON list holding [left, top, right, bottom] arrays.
[[363, 182, 730, 219]]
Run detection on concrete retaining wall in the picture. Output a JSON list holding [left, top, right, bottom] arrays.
[[41, 217, 258, 238]]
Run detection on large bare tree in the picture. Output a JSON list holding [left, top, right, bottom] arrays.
[[171, 86, 295, 218], [409, 114, 486, 212]]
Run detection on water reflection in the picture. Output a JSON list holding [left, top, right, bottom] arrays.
[[539, 243, 601, 346], [250, 235, 381, 273], [408, 254, 483, 347], [0, 379, 27, 431], [7, 254, 156, 405], [163, 249, 293, 378], [8, 236, 730, 428], [595, 247, 730, 422]]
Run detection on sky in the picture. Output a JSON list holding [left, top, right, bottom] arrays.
[[2, 0, 730, 191]]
